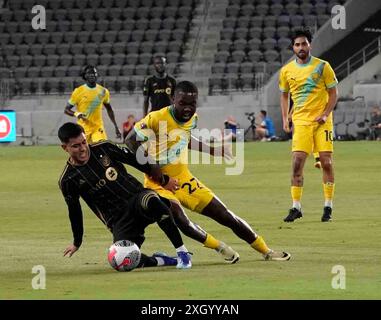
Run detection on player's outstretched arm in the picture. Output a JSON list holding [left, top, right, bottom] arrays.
[[104, 103, 122, 139], [189, 135, 233, 160]]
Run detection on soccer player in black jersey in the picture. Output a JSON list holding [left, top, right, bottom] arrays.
[[142, 56, 176, 116], [58, 122, 190, 270]]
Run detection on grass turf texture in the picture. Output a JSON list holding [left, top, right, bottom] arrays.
[[0, 141, 380, 299]]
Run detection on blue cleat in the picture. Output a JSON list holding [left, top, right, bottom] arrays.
[[153, 252, 177, 266], [176, 251, 192, 269]]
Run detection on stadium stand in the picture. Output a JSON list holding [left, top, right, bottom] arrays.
[[209, 0, 347, 94], [0, 0, 197, 96]]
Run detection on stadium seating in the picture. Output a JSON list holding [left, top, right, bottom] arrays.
[[1, 0, 197, 96], [209, 0, 348, 94]]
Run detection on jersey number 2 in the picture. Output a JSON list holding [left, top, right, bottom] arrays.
[[181, 178, 203, 194]]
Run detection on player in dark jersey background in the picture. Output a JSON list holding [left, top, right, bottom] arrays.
[[58, 122, 189, 269], [142, 56, 176, 117]]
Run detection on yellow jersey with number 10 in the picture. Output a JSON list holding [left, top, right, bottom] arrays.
[[279, 56, 338, 125]]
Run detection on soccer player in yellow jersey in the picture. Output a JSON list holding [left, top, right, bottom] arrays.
[[279, 29, 338, 222], [126, 81, 291, 262], [64, 65, 121, 143]]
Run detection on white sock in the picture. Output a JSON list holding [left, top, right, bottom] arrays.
[[176, 245, 188, 253], [155, 257, 165, 266], [292, 201, 301, 210], [325, 200, 333, 208]]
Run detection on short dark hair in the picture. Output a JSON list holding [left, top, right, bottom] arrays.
[[175, 81, 198, 95], [291, 28, 313, 46], [153, 55, 166, 64], [58, 122, 84, 143], [260, 110, 267, 117], [81, 65, 97, 80]]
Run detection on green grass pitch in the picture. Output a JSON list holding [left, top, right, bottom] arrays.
[[0, 141, 380, 299]]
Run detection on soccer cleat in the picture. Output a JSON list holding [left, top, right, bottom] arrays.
[[176, 251, 192, 269], [215, 242, 240, 264], [283, 208, 303, 222], [321, 206, 332, 222], [263, 250, 291, 261], [153, 252, 177, 266]]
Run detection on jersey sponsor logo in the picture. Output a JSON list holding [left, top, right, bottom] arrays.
[[105, 167, 118, 181], [100, 155, 111, 167], [153, 88, 169, 94], [89, 179, 107, 195]]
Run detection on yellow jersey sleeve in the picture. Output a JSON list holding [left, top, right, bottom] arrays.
[[279, 67, 290, 93], [103, 88, 110, 104], [68, 87, 80, 106], [134, 112, 159, 141], [323, 62, 338, 89]]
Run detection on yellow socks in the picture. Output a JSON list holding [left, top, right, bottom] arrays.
[[203, 233, 220, 249], [323, 182, 335, 207], [251, 236, 270, 255], [291, 186, 303, 210]]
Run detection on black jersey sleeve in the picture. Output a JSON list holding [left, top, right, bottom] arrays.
[[103, 141, 166, 185], [59, 176, 84, 248]]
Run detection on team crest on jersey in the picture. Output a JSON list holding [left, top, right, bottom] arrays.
[[311, 72, 322, 83], [100, 155, 111, 167], [105, 167, 118, 181]]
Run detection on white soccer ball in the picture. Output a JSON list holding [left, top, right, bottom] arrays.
[[107, 240, 141, 272]]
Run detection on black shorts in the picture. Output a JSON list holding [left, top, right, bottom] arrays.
[[112, 189, 170, 247]]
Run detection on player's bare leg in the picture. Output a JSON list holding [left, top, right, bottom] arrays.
[[284, 151, 308, 222], [169, 201, 239, 264], [202, 197, 291, 261], [319, 152, 335, 222]]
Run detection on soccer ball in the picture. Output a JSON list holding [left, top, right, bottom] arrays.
[[107, 240, 141, 272]]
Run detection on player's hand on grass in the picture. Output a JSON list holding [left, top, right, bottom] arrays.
[[315, 114, 328, 124], [63, 244, 79, 257], [163, 177, 179, 193]]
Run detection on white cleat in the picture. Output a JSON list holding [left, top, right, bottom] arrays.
[[263, 249, 291, 261], [215, 242, 240, 264]]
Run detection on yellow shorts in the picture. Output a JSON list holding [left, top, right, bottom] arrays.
[[86, 127, 107, 144], [144, 169, 215, 213], [292, 122, 333, 153]]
